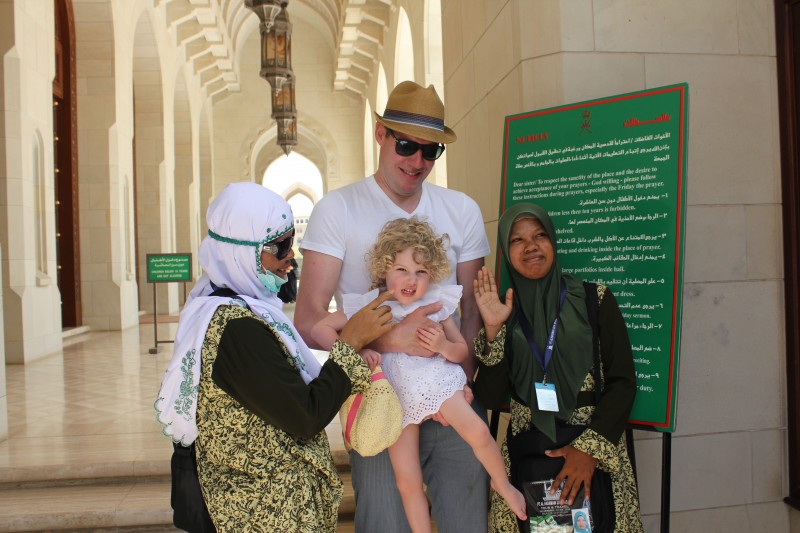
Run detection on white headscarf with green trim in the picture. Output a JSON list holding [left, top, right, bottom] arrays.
[[155, 182, 321, 445]]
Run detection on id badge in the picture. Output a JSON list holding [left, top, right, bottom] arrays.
[[535, 382, 559, 412]]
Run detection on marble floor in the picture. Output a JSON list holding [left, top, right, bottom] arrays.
[[2, 321, 185, 477], [0, 305, 355, 531]]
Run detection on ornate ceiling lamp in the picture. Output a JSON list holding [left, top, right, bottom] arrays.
[[244, 0, 284, 35], [272, 76, 297, 155], [247, 1, 296, 155], [260, 3, 292, 95]]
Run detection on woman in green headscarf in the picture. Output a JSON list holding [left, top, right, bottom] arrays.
[[473, 203, 643, 532]]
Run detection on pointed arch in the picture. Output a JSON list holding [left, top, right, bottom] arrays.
[[374, 64, 389, 168], [173, 69, 193, 270], [423, 0, 444, 89], [262, 152, 323, 206], [271, 182, 321, 207], [394, 7, 415, 84], [376, 64, 389, 115], [247, 113, 339, 194], [364, 100, 375, 176], [132, 9, 167, 312]]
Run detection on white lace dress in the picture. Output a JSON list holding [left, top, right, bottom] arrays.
[[343, 285, 467, 428]]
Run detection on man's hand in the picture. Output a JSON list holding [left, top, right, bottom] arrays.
[[372, 302, 442, 356], [430, 383, 473, 427], [463, 382, 474, 405]]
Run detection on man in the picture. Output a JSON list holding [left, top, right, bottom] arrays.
[[295, 81, 491, 532]]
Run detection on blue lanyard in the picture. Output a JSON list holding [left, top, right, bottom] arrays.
[[514, 280, 567, 382]]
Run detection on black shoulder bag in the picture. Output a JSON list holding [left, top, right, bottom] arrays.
[[170, 286, 243, 532], [171, 441, 215, 532], [506, 282, 615, 533]]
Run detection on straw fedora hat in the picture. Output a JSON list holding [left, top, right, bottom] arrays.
[[375, 81, 457, 144]]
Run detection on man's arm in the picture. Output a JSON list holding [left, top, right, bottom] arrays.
[[456, 257, 485, 380], [295, 250, 343, 349]]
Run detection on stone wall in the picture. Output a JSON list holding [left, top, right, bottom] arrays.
[[441, 0, 795, 530]]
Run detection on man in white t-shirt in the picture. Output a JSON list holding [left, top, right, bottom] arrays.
[[296, 81, 491, 532]]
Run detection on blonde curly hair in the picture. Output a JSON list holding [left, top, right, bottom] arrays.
[[367, 217, 451, 290]]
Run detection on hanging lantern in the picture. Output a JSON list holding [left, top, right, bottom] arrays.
[[276, 116, 298, 156], [271, 74, 295, 119], [244, 0, 284, 34], [260, 3, 292, 94], [249, 1, 296, 154], [272, 77, 297, 155]]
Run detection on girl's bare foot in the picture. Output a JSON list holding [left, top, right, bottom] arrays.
[[491, 479, 527, 521]]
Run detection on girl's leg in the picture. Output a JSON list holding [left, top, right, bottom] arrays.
[[439, 391, 527, 521], [388, 424, 432, 533]]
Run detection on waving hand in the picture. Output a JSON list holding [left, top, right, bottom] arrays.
[[473, 267, 513, 341]]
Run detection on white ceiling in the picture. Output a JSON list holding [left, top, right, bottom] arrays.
[[160, 0, 394, 100]]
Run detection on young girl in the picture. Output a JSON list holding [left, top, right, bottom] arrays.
[[312, 217, 526, 532]]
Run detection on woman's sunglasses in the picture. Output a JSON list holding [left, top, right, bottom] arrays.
[[262, 232, 294, 260], [386, 129, 445, 161]]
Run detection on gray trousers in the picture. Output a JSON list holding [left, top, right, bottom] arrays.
[[350, 401, 490, 533]]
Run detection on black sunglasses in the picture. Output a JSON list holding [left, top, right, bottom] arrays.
[[262, 232, 294, 260], [386, 129, 445, 161]]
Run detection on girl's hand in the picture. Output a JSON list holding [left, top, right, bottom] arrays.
[[359, 348, 381, 371], [416, 325, 446, 354], [473, 266, 513, 328]]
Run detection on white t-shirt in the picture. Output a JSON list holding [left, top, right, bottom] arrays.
[[301, 176, 490, 307]]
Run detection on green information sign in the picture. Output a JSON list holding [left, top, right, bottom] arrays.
[[499, 84, 688, 432], [146, 253, 192, 283]]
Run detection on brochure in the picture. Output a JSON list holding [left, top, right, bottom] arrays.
[[523, 478, 594, 532]]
